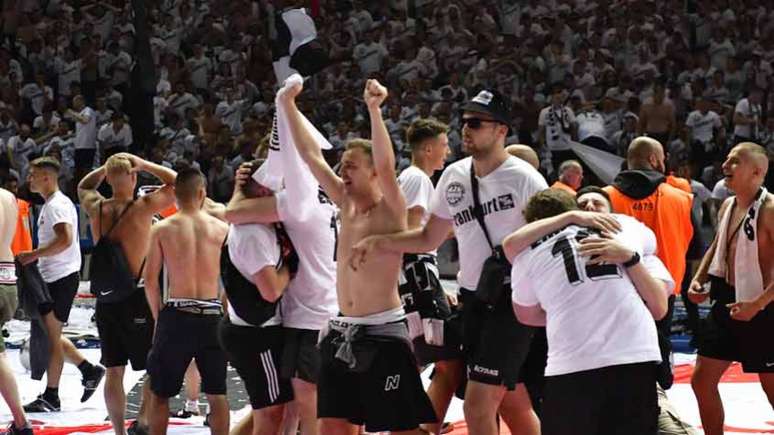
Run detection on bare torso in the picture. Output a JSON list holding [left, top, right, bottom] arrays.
[[155, 210, 229, 300], [726, 193, 774, 287], [337, 197, 405, 316], [642, 102, 673, 134], [0, 189, 16, 262], [90, 197, 156, 278]]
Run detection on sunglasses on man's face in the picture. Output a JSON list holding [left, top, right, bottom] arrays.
[[461, 117, 500, 129]]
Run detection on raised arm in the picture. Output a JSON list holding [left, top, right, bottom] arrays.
[[364, 79, 406, 215], [144, 225, 164, 321], [277, 79, 345, 205], [77, 165, 107, 217], [224, 162, 279, 224]]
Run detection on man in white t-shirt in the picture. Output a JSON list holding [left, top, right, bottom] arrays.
[[220, 162, 294, 435], [66, 95, 97, 184], [19, 73, 53, 116], [18, 157, 104, 413], [96, 112, 133, 162], [398, 118, 462, 433], [732, 88, 762, 144], [504, 188, 670, 434], [685, 96, 725, 168], [352, 89, 548, 435], [539, 84, 577, 175]]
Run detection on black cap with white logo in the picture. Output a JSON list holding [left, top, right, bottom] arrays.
[[460, 89, 512, 126]]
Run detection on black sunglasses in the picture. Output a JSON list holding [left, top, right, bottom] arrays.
[[461, 117, 500, 129]]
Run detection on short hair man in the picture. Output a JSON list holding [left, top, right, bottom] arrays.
[[506, 144, 540, 170], [0, 187, 33, 434], [19, 157, 105, 413], [551, 160, 583, 195], [504, 189, 670, 435], [77, 153, 177, 434], [351, 89, 548, 435], [688, 143, 774, 435], [143, 168, 230, 434], [280, 78, 437, 433]]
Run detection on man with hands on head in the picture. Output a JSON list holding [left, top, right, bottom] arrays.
[[280, 77, 437, 434]]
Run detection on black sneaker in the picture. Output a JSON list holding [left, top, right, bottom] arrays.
[[1, 423, 34, 435], [23, 395, 60, 413], [171, 408, 198, 419], [127, 420, 148, 435], [80, 364, 106, 402]]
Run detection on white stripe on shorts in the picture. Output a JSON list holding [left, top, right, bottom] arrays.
[[260, 351, 279, 403]]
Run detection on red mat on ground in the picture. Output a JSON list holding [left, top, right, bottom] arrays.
[[673, 362, 759, 384]]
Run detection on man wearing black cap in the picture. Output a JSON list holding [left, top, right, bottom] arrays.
[[351, 89, 548, 435]]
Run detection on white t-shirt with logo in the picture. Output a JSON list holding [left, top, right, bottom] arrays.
[[38, 191, 82, 283], [74, 107, 97, 150], [733, 98, 761, 138], [275, 189, 338, 330], [398, 165, 436, 255], [511, 215, 664, 376], [685, 110, 722, 143], [429, 156, 548, 290], [227, 224, 281, 327], [539, 105, 576, 151]]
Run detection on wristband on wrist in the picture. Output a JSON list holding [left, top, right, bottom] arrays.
[[623, 251, 641, 268]]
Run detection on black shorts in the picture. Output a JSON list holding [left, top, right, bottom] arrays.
[[459, 287, 542, 390], [317, 329, 437, 432], [146, 307, 227, 398], [95, 290, 153, 370], [542, 362, 659, 435], [696, 277, 774, 373], [39, 272, 79, 323], [280, 328, 320, 383], [74, 148, 96, 169], [411, 315, 463, 366], [218, 318, 293, 409]]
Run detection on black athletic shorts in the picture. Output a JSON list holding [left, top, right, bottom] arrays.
[[459, 287, 542, 390], [697, 277, 774, 373], [218, 318, 293, 409], [74, 148, 96, 169], [96, 289, 153, 370], [280, 328, 320, 383], [146, 306, 227, 398], [39, 272, 79, 323], [542, 362, 659, 435], [317, 328, 437, 432]]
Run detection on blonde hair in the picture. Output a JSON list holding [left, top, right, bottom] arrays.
[[105, 155, 133, 174]]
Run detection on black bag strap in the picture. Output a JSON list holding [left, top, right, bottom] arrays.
[[99, 199, 136, 238], [469, 161, 496, 253]]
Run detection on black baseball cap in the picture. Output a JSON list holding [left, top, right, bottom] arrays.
[[460, 89, 512, 126]]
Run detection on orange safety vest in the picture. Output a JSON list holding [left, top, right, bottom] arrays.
[[604, 183, 693, 293], [551, 180, 577, 196], [159, 204, 177, 218], [11, 199, 32, 255], [666, 174, 692, 194]]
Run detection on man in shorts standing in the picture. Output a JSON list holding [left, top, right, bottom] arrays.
[[78, 153, 177, 434], [351, 89, 548, 435], [143, 169, 230, 435], [0, 187, 33, 434], [19, 157, 104, 413], [281, 78, 437, 433]]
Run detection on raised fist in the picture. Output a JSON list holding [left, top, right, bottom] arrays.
[[363, 79, 388, 108]]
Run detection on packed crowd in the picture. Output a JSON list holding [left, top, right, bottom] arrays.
[[0, 1, 772, 435]]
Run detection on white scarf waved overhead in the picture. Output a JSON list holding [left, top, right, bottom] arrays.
[[709, 187, 768, 302], [253, 74, 332, 222]]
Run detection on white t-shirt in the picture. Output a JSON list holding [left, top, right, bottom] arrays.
[[353, 42, 388, 74], [74, 107, 97, 150], [187, 56, 213, 90], [539, 105, 576, 150], [685, 110, 722, 143], [430, 156, 548, 289], [97, 123, 133, 150], [215, 100, 245, 135], [576, 111, 608, 144], [733, 98, 761, 138], [37, 191, 82, 283], [19, 83, 53, 115], [226, 224, 281, 327], [511, 216, 663, 376], [398, 165, 436, 254], [275, 189, 338, 330]]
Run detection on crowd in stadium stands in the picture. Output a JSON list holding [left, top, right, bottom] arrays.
[[0, 0, 771, 209]]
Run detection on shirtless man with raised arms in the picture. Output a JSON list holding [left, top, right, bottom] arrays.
[[279, 78, 436, 434]]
